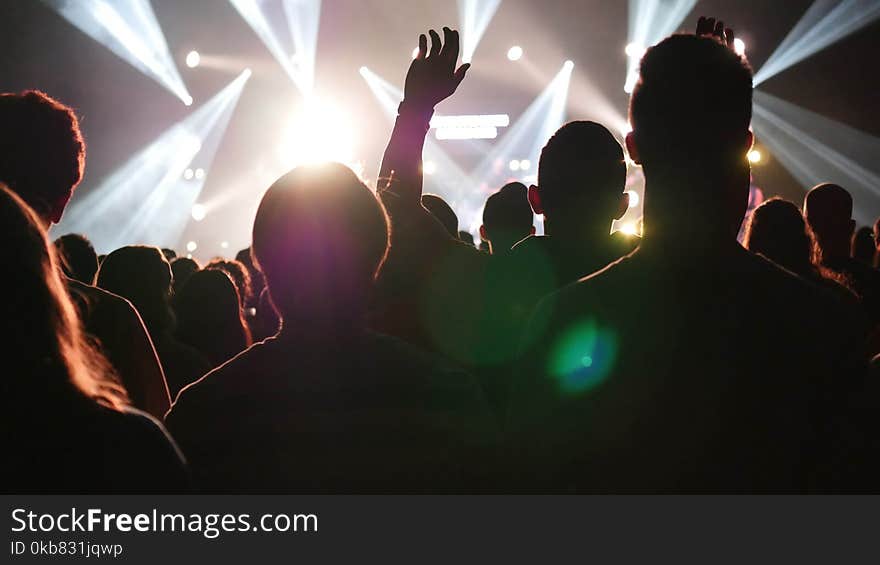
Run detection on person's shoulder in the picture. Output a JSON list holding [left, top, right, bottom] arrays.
[[171, 338, 270, 403], [68, 279, 142, 323]]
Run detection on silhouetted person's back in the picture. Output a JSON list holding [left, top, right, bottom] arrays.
[[97, 246, 210, 398], [508, 27, 867, 492], [805, 184, 880, 324], [421, 193, 459, 237], [170, 256, 200, 297], [0, 90, 170, 418], [852, 226, 876, 267], [0, 185, 187, 493], [166, 164, 495, 492]]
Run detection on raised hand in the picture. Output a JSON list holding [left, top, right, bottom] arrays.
[[403, 27, 470, 113], [696, 16, 735, 51]]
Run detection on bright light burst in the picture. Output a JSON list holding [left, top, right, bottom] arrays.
[[457, 0, 502, 63], [277, 97, 355, 168], [43, 0, 191, 104]]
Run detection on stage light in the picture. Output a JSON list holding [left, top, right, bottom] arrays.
[[186, 241, 198, 252], [507, 46, 523, 61], [751, 90, 880, 225], [221, 241, 230, 249], [278, 97, 355, 168], [520, 159, 531, 171], [747, 149, 762, 164], [183, 95, 193, 107], [53, 70, 252, 252], [458, 0, 502, 63], [509, 160, 521, 172], [625, 190, 640, 208], [423, 160, 437, 175], [626, 0, 697, 92], [191, 203, 207, 221], [625, 42, 646, 59], [228, 0, 322, 95], [754, 0, 880, 86], [195, 168, 206, 180], [43, 0, 192, 104], [620, 222, 638, 236], [733, 38, 746, 56], [563, 60, 574, 70], [185, 50, 200, 68]]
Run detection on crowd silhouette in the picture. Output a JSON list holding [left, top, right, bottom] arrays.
[[3, 17, 879, 493]]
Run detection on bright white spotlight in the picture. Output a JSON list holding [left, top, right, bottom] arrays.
[[191, 203, 207, 221], [185, 50, 201, 68], [183, 168, 194, 180], [183, 95, 194, 107], [221, 241, 230, 249], [733, 38, 746, 56], [624, 70, 639, 94], [186, 241, 198, 252], [53, 69, 252, 252], [625, 190, 640, 208], [754, 0, 880, 86], [229, 0, 322, 95], [509, 160, 521, 172], [423, 160, 437, 175], [278, 97, 356, 168], [625, 42, 646, 59], [563, 60, 574, 71], [194, 168, 206, 180], [458, 0, 502, 63], [519, 159, 531, 171], [507, 45, 523, 61], [747, 149, 762, 164], [44, 0, 192, 104]]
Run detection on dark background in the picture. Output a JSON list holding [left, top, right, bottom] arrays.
[[1, 0, 878, 258]]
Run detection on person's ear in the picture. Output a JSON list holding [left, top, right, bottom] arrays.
[[528, 185, 544, 215], [529, 225, 536, 236], [615, 192, 630, 221], [479, 224, 488, 242], [625, 132, 641, 165]]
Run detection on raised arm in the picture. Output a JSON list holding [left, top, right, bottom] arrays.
[[378, 27, 469, 206]]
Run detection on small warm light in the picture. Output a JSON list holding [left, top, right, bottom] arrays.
[[185, 50, 200, 68], [733, 38, 746, 56], [519, 159, 531, 171], [422, 160, 437, 175], [620, 222, 638, 236], [194, 168, 206, 180], [507, 45, 523, 61], [186, 241, 198, 252], [220, 241, 229, 249], [183, 168, 194, 180], [412, 46, 420, 59], [625, 190, 640, 208], [747, 149, 762, 164], [509, 159, 521, 172], [191, 204, 206, 221]]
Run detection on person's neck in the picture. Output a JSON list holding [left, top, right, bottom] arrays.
[[544, 220, 615, 251]]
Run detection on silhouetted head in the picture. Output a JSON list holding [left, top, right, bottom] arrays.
[[852, 226, 875, 265], [743, 198, 816, 276], [421, 193, 459, 237], [252, 163, 389, 331], [174, 269, 251, 366], [458, 230, 475, 247], [0, 183, 124, 408], [161, 248, 177, 261], [531, 121, 627, 238], [0, 91, 85, 225], [170, 256, 200, 296], [481, 182, 535, 253], [235, 246, 266, 306], [803, 183, 855, 262], [206, 258, 252, 308], [627, 35, 753, 239], [54, 233, 98, 285], [96, 246, 173, 336]]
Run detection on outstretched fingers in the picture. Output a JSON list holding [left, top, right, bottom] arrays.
[[429, 29, 442, 58]]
